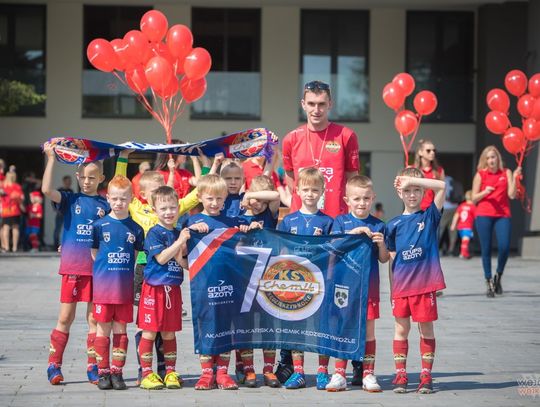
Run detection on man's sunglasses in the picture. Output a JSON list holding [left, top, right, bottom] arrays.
[[304, 81, 330, 91]]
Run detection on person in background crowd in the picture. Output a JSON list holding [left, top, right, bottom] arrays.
[[413, 139, 445, 211], [1, 170, 24, 252], [54, 176, 74, 249], [25, 191, 43, 252], [131, 161, 151, 200], [373, 202, 385, 220], [471, 146, 521, 298]]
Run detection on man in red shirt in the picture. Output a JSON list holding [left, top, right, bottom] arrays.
[[282, 81, 360, 218]]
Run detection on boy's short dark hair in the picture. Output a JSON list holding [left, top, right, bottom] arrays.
[[152, 185, 178, 204], [77, 160, 103, 174]]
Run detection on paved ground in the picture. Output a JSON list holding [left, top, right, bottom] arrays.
[[0, 253, 539, 406]]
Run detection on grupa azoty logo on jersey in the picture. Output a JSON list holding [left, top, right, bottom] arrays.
[[256, 254, 325, 322], [402, 244, 423, 261], [207, 280, 234, 299], [77, 219, 93, 235], [108, 246, 130, 264]]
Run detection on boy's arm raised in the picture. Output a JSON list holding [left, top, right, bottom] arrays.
[[41, 142, 62, 203], [397, 176, 446, 210], [115, 149, 133, 177]]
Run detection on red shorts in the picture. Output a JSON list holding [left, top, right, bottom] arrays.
[[366, 299, 380, 320], [392, 292, 438, 322], [60, 275, 92, 303], [137, 282, 182, 332], [93, 303, 134, 323]]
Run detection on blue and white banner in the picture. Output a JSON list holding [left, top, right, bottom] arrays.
[[187, 228, 372, 361]]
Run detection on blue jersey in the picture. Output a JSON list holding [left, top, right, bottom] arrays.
[[54, 191, 109, 276], [240, 207, 277, 229], [277, 210, 333, 235], [144, 224, 184, 286], [224, 193, 245, 218], [91, 215, 144, 304], [186, 212, 248, 230], [332, 213, 385, 301], [386, 202, 446, 298]]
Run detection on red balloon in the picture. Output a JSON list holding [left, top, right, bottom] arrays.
[[152, 42, 174, 64], [184, 48, 212, 80], [486, 88, 510, 113], [173, 57, 185, 75], [180, 76, 207, 102], [531, 97, 540, 121], [392, 73, 415, 96], [528, 73, 540, 97], [167, 24, 193, 59], [155, 76, 179, 100], [123, 30, 150, 65], [382, 83, 405, 110], [110, 39, 131, 71], [485, 111, 510, 135], [125, 65, 149, 94], [394, 110, 418, 136], [86, 39, 118, 72], [145, 56, 173, 92], [522, 118, 540, 141], [517, 94, 536, 118], [140, 10, 168, 43], [502, 127, 525, 154], [505, 69, 527, 97], [413, 90, 438, 116]]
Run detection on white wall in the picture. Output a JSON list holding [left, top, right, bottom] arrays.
[[0, 2, 477, 243]]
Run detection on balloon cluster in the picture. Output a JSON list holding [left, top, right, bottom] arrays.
[[382, 73, 438, 165], [485, 69, 540, 212], [86, 10, 211, 143]]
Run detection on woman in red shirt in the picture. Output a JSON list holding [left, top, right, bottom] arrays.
[[472, 146, 521, 298], [1, 171, 24, 252], [414, 139, 445, 210]]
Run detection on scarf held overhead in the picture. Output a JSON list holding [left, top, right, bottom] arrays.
[[48, 128, 278, 165]]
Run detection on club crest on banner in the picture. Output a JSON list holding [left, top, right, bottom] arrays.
[[50, 138, 89, 165], [334, 284, 349, 309], [229, 129, 275, 159], [256, 255, 325, 321]]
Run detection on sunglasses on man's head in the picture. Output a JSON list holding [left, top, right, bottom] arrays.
[[304, 81, 330, 91]]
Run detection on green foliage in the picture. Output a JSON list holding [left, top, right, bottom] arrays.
[[0, 79, 46, 115]]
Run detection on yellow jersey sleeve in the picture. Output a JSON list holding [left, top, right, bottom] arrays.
[[179, 188, 199, 216]]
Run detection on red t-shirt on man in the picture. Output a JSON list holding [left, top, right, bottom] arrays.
[[242, 160, 281, 190], [282, 123, 359, 217]]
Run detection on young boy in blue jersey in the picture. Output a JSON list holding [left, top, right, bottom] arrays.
[[327, 175, 389, 392], [386, 167, 446, 394], [137, 186, 191, 390], [42, 142, 109, 385], [221, 161, 245, 218], [185, 174, 250, 390], [90, 175, 144, 390], [276, 167, 333, 390], [237, 175, 281, 388]]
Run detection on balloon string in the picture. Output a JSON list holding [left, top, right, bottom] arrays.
[[407, 114, 423, 153], [400, 134, 409, 166]]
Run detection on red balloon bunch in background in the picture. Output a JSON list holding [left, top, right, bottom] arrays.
[[86, 10, 212, 143], [485, 69, 540, 211], [382, 73, 438, 165]]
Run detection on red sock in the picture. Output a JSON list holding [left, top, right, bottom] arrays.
[[94, 336, 110, 375], [111, 333, 128, 374], [87, 332, 97, 367], [162, 338, 177, 374], [461, 238, 470, 257], [30, 234, 39, 249], [420, 338, 436, 376], [335, 359, 347, 378], [48, 329, 69, 366], [262, 349, 276, 374], [216, 352, 230, 376], [317, 354, 329, 374], [199, 354, 214, 375], [292, 350, 304, 374], [363, 340, 376, 377], [393, 340, 408, 374], [139, 337, 154, 378], [235, 349, 244, 371], [240, 349, 254, 374]]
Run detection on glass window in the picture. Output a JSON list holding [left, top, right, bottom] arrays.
[[0, 4, 46, 116], [300, 10, 369, 122], [83, 5, 151, 118], [191, 8, 261, 120], [406, 11, 474, 122]]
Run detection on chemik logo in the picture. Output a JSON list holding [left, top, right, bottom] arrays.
[[208, 280, 234, 298], [108, 247, 130, 264]]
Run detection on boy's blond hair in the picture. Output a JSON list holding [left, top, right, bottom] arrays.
[[297, 167, 325, 189], [108, 175, 132, 192], [220, 161, 244, 177], [151, 185, 178, 204], [139, 171, 164, 192], [346, 175, 373, 190], [399, 167, 424, 178], [197, 174, 228, 196], [465, 190, 472, 201], [249, 175, 275, 192], [77, 160, 103, 174]]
